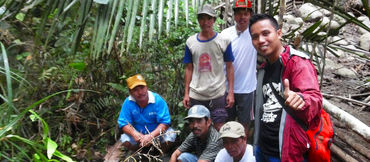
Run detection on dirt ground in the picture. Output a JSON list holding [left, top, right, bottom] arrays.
[[320, 48, 370, 162]]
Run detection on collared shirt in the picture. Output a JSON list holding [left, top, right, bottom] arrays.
[[117, 91, 171, 134]]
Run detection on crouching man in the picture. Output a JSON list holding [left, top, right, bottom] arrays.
[[117, 74, 176, 152], [170, 105, 223, 162]]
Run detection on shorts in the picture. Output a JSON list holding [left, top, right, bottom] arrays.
[[227, 91, 255, 123], [190, 94, 228, 123], [120, 127, 177, 144]]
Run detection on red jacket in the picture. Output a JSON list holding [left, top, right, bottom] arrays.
[[254, 46, 322, 162]]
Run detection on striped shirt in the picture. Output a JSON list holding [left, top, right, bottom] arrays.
[[178, 127, 223, 161]]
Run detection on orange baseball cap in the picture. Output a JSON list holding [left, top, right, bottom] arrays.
[[126, 74, 147, 89]]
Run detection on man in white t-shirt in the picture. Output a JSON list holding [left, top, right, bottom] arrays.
[[215, 121, 255, 162], [220, 0, 257, 136]]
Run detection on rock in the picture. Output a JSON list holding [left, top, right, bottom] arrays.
[[321, 17, 340, 29], [325, 58, 343, 70], [359, 32, 370, 51], [331, 36, 348, 45], [298, 3, 323, 21], [336, 68, 357, 78], [358, 19, 370, 34], [320, 8, 331, 16], [295, 17, 304, 25], [334, 15, 346, 24], [358, 16, 369, 22], [284, 14, 299, 25]]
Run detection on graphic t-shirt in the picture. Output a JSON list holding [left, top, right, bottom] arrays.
[[259, 59, 283, 157], [183, 33, 234, 100]]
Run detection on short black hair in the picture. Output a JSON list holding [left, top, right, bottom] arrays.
[[233, 8, 253, 14], [249, 13, 279, 31]]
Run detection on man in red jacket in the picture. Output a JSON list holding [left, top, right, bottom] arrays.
[[249, 14, 322, 161]]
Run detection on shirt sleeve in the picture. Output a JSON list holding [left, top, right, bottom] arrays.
[[178, 134, 195, 153], [117, 98, 133, 128], [155, 95, 171, 125], [223, 43, 234, 62], [183, 45, 193, 64]]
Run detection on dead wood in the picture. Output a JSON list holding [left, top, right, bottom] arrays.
[[323, 99, 370, 142], [322, 93, 370, 107], [331, 144, 359, 162], [335, 130, 370, 159]]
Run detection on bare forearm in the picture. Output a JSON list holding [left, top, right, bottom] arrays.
[[226, 62, 234, 93], [184, 64, 193, 96], [150, 124, 169, 137], [122, 125, 142, 141], [170, 149, 182, 162]]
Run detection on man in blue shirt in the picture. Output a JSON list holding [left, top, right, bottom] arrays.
[[117, 74, 176, 151]]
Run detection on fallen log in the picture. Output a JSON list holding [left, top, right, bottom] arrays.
[[323, 98, 370, 142], [331, 144, 359, 162], [335, 130, 370, 159], [322, 93, 370, 107]]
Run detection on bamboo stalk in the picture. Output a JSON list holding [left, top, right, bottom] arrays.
[[166, 0, 173, 34], [149, 0, 157, 41], [126, 0, 140, 51], [174, 0, 179, 27], [157, 0, 165, 39], [139, 0, 149, 48], [185, 0, 189, 26]]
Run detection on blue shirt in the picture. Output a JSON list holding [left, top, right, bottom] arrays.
[[117, 91, 171, 134]]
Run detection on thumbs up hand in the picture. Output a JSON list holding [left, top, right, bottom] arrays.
[[283, 79, 305, 110]]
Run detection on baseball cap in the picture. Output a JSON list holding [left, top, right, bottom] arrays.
[[219, 121, 245, 139], [233, 0, 252, 9], [185, 105, 210, 120], [197, 4, 217, 18], [126, 74, 147, 90]]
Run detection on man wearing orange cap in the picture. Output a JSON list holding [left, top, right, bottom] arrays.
[[220, 0, 256, 137], [117, 74, 176, 151]]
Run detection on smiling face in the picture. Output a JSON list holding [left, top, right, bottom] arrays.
[[129, 85, 148, 104], [250, 19, 283, 63], [188, 117, 211, 139], [233, 8, 252, 31], [223, 137, 247, 160]]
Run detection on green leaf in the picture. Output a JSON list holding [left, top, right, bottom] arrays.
[[33, 153, 41, 162], [107, 83, 127, 93], [46, 137, 58, 159], [68, 62, 86, 71], [29, 114, 37, 122], [15, 13, 25, 21]]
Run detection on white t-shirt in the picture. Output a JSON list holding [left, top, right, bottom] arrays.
[[220, 26, 257, 94], [215, 144, 255, 162]]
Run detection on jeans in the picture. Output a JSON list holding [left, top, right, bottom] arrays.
[[177, 152, 198, 162]]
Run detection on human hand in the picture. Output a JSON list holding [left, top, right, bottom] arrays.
[[283, 79, 305, 110], [226, 93, 234, 108], [183, 95, 190, 109], [139, 134, 153, 147], [133, 132, 144, 143]]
